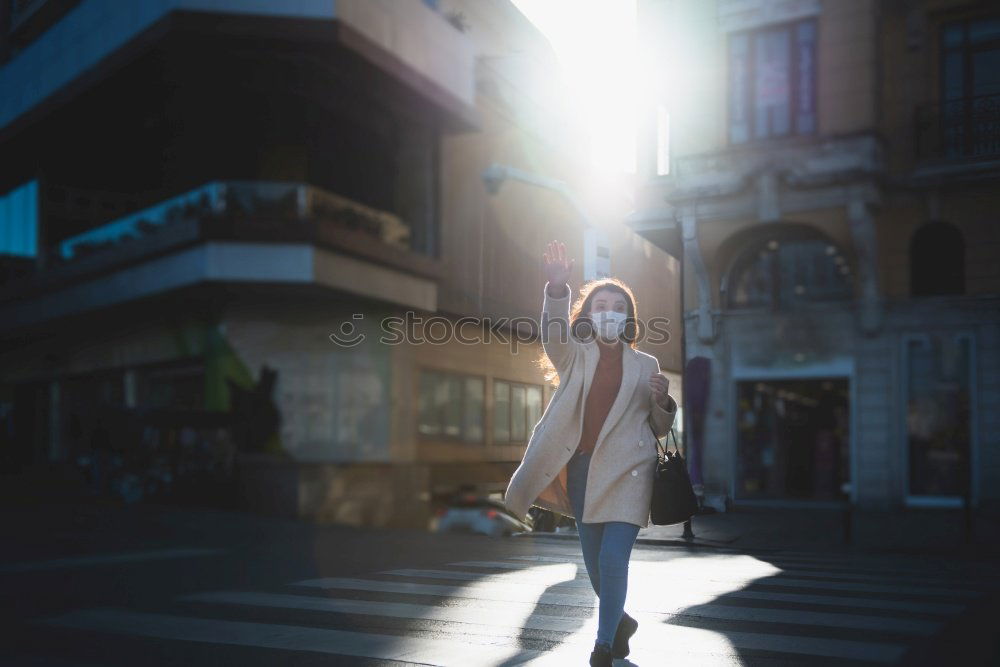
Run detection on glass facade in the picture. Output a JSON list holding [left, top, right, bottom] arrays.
[[905, 334, 973, 498], [492, 379, 543, 445], [736, 379, 849, 500], [0, 180, 38, 257], [417, 369, 484, 443]]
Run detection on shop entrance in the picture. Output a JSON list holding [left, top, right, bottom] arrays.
[[736, 378, 849, 501]]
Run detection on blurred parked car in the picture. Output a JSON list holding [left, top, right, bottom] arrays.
[[432, 493, 533, 537], [527, 506, 577, 532]]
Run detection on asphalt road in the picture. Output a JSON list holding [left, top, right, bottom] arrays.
[[3, 502, 999, 666]]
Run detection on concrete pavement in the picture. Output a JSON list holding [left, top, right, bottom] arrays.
[[4, 502, 1000, 665]]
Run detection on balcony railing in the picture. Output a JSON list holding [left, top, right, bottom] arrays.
[[57, 181, 412, 262], [915, 93, 1000, 161]]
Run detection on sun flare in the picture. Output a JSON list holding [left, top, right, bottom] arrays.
[[512, 0, 642, 176]]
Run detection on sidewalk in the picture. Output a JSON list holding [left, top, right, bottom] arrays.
[[521, 506, 1000, 557]]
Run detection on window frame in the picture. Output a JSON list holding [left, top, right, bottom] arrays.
[[940, 15, 1000, 101], [722, 236, 855, 312], [492, 377, 545, 446], [416, 367, 486, 444], [938, 15, 1000, 158], [727, 18, 818, 146]]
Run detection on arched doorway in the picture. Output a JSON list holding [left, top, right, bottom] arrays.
[[721, 228, 855, 310], [721, 226, 855, 502]]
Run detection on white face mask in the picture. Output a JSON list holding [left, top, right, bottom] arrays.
[[591, 310, 627, 341]]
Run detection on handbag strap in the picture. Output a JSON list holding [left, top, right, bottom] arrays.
[[648, 417, 681, 458]]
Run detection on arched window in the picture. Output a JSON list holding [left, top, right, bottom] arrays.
[[725, 237, 854, 310], [910, 222, 964, 296]]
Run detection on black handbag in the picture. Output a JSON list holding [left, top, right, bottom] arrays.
[[648, 420, 698, 526]]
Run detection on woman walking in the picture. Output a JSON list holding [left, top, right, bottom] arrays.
[[505, 240, 677, 666]]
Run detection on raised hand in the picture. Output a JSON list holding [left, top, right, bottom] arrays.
[[543, 240, 574, 294]]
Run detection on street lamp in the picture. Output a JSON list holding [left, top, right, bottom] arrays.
[[481, 163, 610, 281], [623, 207, 694, 539]]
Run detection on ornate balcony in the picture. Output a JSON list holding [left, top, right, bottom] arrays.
[[915, 93, 1000, 162]]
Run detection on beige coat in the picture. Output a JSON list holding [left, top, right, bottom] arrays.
[[504, 283, 677, 527]]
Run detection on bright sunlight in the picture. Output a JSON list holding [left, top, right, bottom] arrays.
[[511, 0, 642, 175]]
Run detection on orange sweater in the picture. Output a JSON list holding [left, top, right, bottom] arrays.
[[576, 341, 623, 454]]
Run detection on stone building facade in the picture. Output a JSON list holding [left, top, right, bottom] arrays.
[[632, 0, 999, 511]]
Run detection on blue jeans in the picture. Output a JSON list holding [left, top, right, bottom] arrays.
[[566, 449, 640, 648]]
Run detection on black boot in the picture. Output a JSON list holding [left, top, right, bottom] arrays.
[[612, 612, 638, 658], [589, 641, 613, 667]]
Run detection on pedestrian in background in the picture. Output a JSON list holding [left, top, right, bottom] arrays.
[[505, 240, 677, 666]]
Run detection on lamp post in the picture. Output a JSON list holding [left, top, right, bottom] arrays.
[[482, 163, 610, 281], [623, 206, 692, 539], [678, 222, 694, 541]]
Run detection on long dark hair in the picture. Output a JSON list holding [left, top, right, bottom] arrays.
[[536, 278, 639, 387]]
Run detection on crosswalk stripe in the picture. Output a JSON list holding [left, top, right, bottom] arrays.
[[385, 567, 589, 585], [182, 590, 589, 633], [294, 573, 968, 623], [177, 590, 908, 662], [375, 570, 939, 634], [763, 562, 998, 584], [511, 552, 965, 578], [467, 556, 986, 590], [0, 548, 225, 574], [747, 557, 1000, 582], [294, 576, 598, 607], [770, 568, 987, 587], [39, 608, 541, 666], [509, 552, 999, 583], [759, 550, 968, 566], [738, 555, 1000, 580], [386, 567, 964, 614], [728, 589, 965, 614], [698, 574, 977, 597], [38, 603, 908, 664], [452, 560, 981, 598], [26, 539, 976, 666], [459, 558, 778, 574], [528, 630, 904, 664]]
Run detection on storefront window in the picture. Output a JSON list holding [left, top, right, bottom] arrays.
[[736, 379, 849, 500], [905, 334, 973, 498]]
